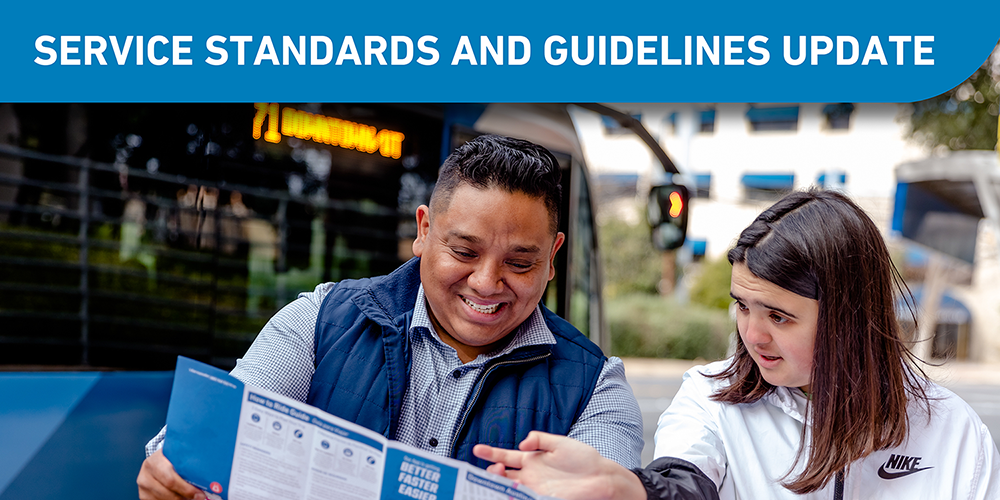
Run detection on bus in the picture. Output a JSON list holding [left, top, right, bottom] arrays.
[[0, 102, 608, 500]]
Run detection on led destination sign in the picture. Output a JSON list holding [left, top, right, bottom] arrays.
[[252, 103, 405, 159]]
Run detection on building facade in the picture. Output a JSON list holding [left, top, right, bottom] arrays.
[[572, 103, 1000, 363]]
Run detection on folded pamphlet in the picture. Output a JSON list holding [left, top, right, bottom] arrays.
[[164, 356, 550, 500]]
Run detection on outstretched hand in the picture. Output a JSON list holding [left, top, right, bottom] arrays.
[[473, 431, 645, 500]]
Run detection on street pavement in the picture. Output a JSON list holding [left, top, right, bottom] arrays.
[[622, 357, 1000, 467]]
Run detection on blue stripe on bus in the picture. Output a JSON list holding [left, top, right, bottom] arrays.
[[0, 372, 172, 500], [0, 373, 101, 493]]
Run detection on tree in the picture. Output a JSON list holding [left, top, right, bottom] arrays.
[[908, 41, 999, 151]]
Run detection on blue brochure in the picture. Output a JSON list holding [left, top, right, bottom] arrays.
[[163, 356, 544, 500], [163, 357, 244, 498]]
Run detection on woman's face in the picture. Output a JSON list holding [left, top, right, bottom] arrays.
[[730, 262, 820, 392]]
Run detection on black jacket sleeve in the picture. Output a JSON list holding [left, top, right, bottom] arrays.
[[631, 457, 720, 500]]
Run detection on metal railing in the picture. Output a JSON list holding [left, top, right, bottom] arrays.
[[0, 143, 404, 369]]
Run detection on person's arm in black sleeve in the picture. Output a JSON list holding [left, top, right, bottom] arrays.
[[473, 432, 719, 500], [631, 457, 720, 500]]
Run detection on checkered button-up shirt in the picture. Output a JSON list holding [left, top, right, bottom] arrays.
[[147, 283, 643, 468]]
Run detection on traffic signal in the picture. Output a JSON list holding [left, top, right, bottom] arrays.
[[647, 183, 689, 250]]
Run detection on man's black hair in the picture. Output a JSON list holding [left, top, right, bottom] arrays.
[[429, 134, 562, 234]]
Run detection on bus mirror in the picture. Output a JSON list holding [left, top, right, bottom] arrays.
[[647, 184, 689, 250]]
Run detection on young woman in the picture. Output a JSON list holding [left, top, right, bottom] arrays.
[[474, 189, 1000, 499]]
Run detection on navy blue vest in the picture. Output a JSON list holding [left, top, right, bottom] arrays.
[[306, 258, 606, 468]]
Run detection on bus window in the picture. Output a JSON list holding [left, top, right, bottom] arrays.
[[0, 103, 442, 369], [0, 103, 610, 369], [569, 158, 597, 340]]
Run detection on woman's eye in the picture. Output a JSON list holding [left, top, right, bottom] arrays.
[[770, 313, 788, 324], [734, 300, 747, 311]]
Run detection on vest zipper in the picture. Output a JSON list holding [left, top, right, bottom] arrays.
[[447, 352, 552, 457]]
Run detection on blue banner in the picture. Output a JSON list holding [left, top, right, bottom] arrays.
[[381, 449, 458, 500], [0, 0, 996, 102]]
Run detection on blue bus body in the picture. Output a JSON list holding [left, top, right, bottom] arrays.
[[0, 103, 604, 499]]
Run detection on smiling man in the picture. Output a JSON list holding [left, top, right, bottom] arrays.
[[138, 134, 643, 500]]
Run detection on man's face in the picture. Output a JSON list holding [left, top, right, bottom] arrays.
[[411, 183, 565, 363]]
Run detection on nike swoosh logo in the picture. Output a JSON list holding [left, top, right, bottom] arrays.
[[878, 465, 933, 479]]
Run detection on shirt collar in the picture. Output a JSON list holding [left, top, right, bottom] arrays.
[[410, 284, 556, 360], [764, 386, 811, 424]]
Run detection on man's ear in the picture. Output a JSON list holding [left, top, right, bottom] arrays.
[[412, 205, 431, 257], [547, 232, 566, 281]]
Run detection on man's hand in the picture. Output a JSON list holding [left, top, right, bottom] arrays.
[[137, 449, 206, 500], [472, 431, 645, 500]]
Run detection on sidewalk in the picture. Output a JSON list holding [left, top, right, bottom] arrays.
[[621, 358, 704, 379], [621, 357, 1000, 385]]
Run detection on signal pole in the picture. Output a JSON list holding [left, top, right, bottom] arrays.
[[659, 250, 676, 295]]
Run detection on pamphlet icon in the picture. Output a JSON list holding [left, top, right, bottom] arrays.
[[343, 448, 353, 457], [294, 429, 303, 439], [272, 421, 282, 431], [321, 440, 330, 449], [209, 482, 223, 494], [366, 456, 376, 465], [251, 413, 260, 423]]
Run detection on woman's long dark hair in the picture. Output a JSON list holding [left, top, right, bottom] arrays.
[[710, 189, 929, 494]]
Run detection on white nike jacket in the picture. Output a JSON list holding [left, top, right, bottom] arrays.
[[653, 360, 1000, 499]]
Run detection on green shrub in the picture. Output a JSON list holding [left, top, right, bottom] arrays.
[[608, 293, 732, 360], [598, 215, 661, 299], [688, 256, 734, 311]]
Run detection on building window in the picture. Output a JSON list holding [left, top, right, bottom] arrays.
[[746, 105, 799, 131], [816, 171, 847, 188], [693, 173, 712, 198], [822, 103, 854, 130], [741, 172, 794, 201], [666, 112, 678, 135], [688, 238, 707, 263], [593, 173, 639, 206], [601, 113, 642, 135], [699, 109, 716, 133]]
